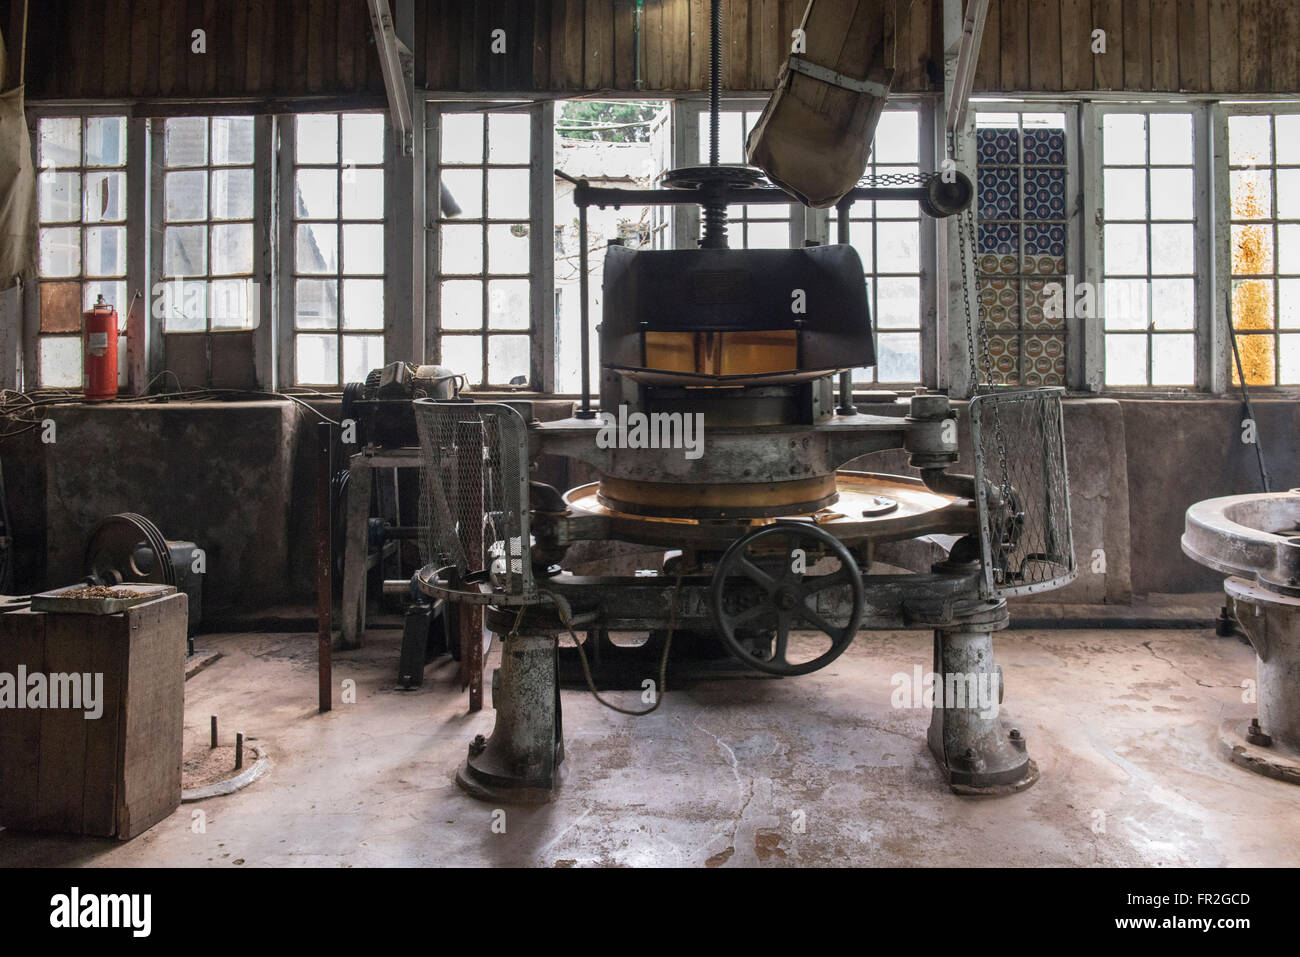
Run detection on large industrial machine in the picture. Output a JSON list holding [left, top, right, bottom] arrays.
[[416, 1, 1075, 803]]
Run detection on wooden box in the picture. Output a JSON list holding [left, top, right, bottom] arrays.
[[0, 593, 187, 840]]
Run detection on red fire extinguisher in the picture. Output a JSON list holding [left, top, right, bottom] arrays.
[[83, 294, 119, 402]]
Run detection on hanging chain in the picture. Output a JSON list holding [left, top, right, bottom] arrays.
[[949, 128, 1012, 567]]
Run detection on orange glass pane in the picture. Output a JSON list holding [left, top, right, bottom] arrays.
[[1232, 224, 1274, 275], [39, 281, 83, 333], [1231, 333, 1276, 386]]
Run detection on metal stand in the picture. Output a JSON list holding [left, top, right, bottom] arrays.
[[456, 631, 564, 804], [1219, 577, 1300, 784], [339, 448, 419, 649], [927, 605, 1039, 795]]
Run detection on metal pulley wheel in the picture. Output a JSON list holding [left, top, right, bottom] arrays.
[[710, 522, 865, 676], [84, 512, 177, 587]]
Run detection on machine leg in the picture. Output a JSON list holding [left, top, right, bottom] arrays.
[[1220, 584, 1300, 784], [456, 631, 564, 804], [927, 615, 1038, 795], [339, 456, 371, 650]]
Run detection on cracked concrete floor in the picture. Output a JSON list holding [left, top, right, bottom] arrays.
[[1, 624, 1296, 867]]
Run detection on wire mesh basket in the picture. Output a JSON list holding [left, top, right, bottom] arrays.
[[969, 387, 1076, 598], [414, 399, 537, 605]]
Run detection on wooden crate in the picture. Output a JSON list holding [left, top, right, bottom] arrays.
[[0, 593, 187, 840]]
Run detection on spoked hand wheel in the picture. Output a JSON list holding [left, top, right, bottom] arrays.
[[710, 522, 865, 676]]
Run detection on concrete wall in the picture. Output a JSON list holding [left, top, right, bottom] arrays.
[[3, 395, 1295, 615]]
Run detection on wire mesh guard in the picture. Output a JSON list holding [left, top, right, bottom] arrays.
[[969, 387, 1076, 598], [414, 400, 537, 604]]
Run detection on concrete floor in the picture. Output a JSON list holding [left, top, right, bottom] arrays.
[[1, 623, 1296, 867]]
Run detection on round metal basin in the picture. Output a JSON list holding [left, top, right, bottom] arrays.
[[562, 470, 978, 550], [1182, 489, 1300, 594]]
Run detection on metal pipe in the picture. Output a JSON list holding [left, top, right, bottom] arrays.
[[633, 0, 643, 91], [709, 0, 721, 168], [316, 421, 333, 713], [573, 183, 941, 209]]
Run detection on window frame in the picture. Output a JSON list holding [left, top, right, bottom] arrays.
[[26, 107, 144, 391], [968, 99, 1082, 391], [1083, 100, 1214, 392], [1212, 100, 1300, 392], [276, 110, 391, 389], [426, 99, 553, 393]]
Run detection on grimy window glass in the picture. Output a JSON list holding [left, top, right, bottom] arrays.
[[292, 112, 386, 386], [1100, 111, 1198, 387], [35, 115, 129, 388], [1227, 112, 1300, 386], [848, 108, 924, 386], [161, 116, 257, 335], [437, 108, 532, 389]]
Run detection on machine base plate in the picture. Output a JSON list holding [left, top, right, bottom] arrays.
[[1219, 719, 1300, 785]]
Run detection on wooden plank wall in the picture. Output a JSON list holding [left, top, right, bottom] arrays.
[[974, 0, 1300, 93], [419, 0, 939, 93], [3, 0, 1298, 101], [9, 0, 386, 101]]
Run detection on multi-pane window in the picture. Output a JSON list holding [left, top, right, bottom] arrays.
[[35, 116, 128, 387], [844, 109, 923, 384], [975, 111, 1069, 386], [161, 116, 256, 332], [1100, 112, 1198, 386], [696, 108, 793, 248], [1227, 112, 1300, 386], [292, 112, 386, 386], [437, 109, 533, 389]]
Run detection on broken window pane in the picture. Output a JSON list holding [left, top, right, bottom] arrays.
[[487, 223, 529, 274], [83, 171, 126, 223]]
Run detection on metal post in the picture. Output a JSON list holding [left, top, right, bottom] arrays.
[[576, 200, 596, 418], [836, 201, 858, 416], [455, 420, 485, 711], [317, 421, 333, 713], [210, 715, 217, 749], [235, 732, 244, 771]]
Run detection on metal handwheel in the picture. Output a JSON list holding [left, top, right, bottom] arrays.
[[710, 522, 865, 676]]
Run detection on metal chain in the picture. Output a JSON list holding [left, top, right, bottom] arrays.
[[949, 128, 1013, 574], [855, 169, 936, 188]]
